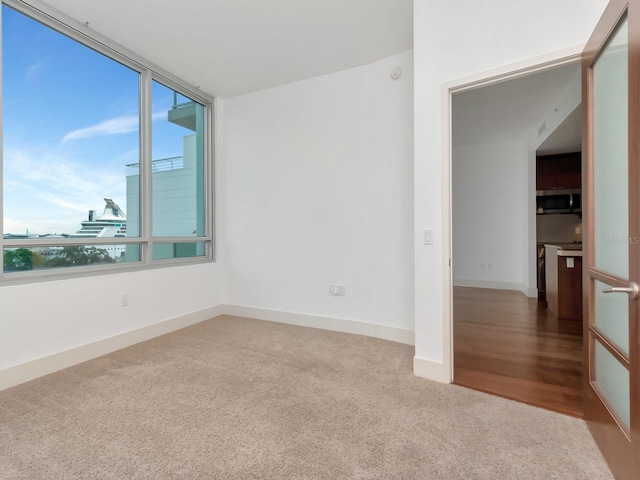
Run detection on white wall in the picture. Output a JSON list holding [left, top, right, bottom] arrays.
[[0, 263, 225, 371], [221, 50, 414, 333], [413, 0, 609, 379], [452, 138, 529, 292]]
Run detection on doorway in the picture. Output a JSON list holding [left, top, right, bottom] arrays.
[[450, 61, 586, 417]]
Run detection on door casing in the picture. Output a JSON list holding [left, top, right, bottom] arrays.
[[443, 48, 585, 382]]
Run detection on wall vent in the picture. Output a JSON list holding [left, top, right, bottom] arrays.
[[538, 121, 546, 137], [538, 120, 547, 136]]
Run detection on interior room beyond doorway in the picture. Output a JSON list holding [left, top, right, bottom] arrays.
[[451, 60, 585, 416]]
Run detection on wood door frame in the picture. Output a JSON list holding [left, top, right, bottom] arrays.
[[441, 48, 584, 383], [582, 0, 640, 478]]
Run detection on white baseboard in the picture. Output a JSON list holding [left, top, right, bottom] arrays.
[[453, 278, 521, 291], [0, 305, 226, 392], [219, 304, 415, 346], [454, 279, 537, 298], [1, 304, 415, 392], [413, 356, 451, 384]]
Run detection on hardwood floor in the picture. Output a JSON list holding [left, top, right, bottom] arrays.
[[453, 287, 584, 418]]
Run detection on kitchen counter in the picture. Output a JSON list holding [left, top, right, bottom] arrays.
[[557, 250, 583, 256], [545, 244, 583, 320], [544, 243, 583, 255]]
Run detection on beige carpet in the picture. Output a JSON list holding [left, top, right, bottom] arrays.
[[0, 315, 613, 479]]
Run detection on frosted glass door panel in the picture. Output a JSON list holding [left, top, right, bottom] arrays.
[[593, 17, 629, 279], [594, 341, 631, 431], [594, 280, 629, 354]]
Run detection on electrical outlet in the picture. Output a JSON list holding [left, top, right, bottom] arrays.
[[121, 293, 129, 307], [328, 284, 346, 296]]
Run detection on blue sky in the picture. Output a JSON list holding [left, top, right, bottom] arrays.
[[2, 5, 194, 235]]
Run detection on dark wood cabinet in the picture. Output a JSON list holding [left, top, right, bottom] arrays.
[[536, 152, 581, 191], [557, 255, 582, 320], [545, 245, 583, 321]]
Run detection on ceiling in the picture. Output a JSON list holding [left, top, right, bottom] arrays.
[[537, 105, 582, 155], [452, 62, 582, 152], [38, 0, 413, 98], [31, 0, 582, 150]]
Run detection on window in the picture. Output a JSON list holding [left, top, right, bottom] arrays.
[[1, 1, 214, 282]]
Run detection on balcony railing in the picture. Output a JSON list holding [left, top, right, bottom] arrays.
[[126, 156, 184, 172]]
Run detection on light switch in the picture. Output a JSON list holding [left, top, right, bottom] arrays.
[[424, 229, 433, 245], [567, 257, 574, 268]]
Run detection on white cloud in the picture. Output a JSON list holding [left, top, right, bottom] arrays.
[[61, 115, 139, 143], [60, 111, 167, 144], [26, 58, 49, 82]]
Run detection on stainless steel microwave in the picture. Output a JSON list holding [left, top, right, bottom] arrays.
[[536, 188, 581, 214]]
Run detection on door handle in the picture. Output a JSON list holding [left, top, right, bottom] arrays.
[[602, 282, 639, 300]]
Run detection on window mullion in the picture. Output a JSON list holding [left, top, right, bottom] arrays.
[[0, 5, 3, 281], [140, 70, 153, 265], [208, 100, 216, 260]]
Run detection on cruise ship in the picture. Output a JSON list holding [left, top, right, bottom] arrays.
[[71, 198, 127, 259]]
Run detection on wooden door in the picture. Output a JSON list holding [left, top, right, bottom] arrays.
[[582, 1, 639, 478]]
